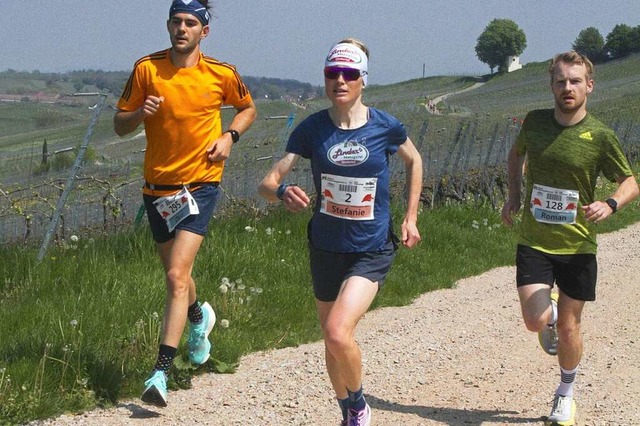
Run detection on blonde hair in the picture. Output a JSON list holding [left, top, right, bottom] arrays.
[[338, 38, 369, 59], [549, 51, 594, 82]]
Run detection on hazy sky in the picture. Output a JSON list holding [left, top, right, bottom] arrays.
[[2, 1, 639, 86]]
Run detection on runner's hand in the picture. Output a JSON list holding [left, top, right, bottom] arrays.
[[141, 95, 164, 118], [207, 133, 234, 162], [583, 201, 613, 223], [281, 185, 309, 213], [401, 220, 421, 248], [501, 198, 520, 227]]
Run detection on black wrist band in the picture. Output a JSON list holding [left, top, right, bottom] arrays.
[[276, 184, 288, 200], [605, 198, 618, 214], [225, 129, 240, 143]]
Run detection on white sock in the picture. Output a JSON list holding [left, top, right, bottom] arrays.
[[556, 366, 578, 397]]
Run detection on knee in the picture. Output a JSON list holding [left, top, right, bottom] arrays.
[[165, 268, 190, 297], [557, 320, 580, 342], [521, 314, 547, 333], [323, 325, 351, 356]]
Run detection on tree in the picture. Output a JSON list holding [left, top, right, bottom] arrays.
[[605, 24, 635, 59], [633, 25, 640, 54], [572, 27, 606, 63], [475, 19, 527, 73]]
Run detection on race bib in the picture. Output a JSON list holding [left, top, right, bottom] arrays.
[[320, 173, 376, 221], [530, 183, 578, 225], [153, 186, 199, 232]]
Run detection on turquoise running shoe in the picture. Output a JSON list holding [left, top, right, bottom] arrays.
[[141, 370, 168, 407], [188, 301, 216, 365]]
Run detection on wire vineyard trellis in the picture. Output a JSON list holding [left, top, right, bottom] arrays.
[[1, 104, 639, 249]]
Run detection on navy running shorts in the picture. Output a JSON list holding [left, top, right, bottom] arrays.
[[515, 244, 597, 301], [309, 239, 397, 302]]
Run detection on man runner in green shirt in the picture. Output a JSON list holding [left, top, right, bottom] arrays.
[[501, 51, 639, 425]]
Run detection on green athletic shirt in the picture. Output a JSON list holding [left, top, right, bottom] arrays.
[[515, 109, 633, 255]]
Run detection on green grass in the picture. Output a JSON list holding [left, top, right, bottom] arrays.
[[2, 188, 640, 424]]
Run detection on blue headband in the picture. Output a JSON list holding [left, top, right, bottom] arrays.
[[169, 0, 209, 26]]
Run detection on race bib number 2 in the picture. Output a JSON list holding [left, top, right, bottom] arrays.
[[153, 186, 199, 232], [320, 173, 376, 221], [530, 183, 578, 225]]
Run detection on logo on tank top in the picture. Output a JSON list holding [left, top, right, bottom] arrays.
[[327, 140, 369, 166]]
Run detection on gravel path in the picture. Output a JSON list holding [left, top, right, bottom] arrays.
[[34, 222, 640, 425]]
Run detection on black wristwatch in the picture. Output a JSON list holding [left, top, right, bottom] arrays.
[[605, 198, 618, 214], [276, 183, 289, 200], [225, 129, 240, 143]]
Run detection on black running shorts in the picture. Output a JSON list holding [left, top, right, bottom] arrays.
[[515, 244, 597, 301]]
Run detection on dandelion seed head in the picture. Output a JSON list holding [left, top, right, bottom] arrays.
[[70, 235, 79, 242], [221, 277, 230, 285], [218, 284, 228, 294], [70, 319, 78, 328], [220, 319, 230, 328]]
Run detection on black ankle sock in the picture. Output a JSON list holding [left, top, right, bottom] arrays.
[[153, 344, 177, 374], [187, 301, 203, 323]]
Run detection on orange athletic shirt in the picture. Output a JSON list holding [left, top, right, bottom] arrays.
[[117, 49, 253, 195]]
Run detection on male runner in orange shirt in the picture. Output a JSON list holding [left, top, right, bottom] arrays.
[[114, 0, 256, 407]]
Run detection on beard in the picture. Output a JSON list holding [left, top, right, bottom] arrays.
[[555, 94, 586, 114]]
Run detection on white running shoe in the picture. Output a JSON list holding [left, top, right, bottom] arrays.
[[546, 393, 576, 425], [347, 403, 371, 426]]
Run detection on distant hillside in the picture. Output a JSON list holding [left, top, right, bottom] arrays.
[[0, 69, 321, 102]]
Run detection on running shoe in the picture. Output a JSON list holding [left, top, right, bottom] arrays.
[[347, 403, 371, 426], [546, 393, 576, 425], [141, 370, 168, 407], [538, 292, 559, 355], [188, 301, 216, 365]]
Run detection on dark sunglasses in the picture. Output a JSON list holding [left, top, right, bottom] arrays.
[[324, 66, 362, 81]]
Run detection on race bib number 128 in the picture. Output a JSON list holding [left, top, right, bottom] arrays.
[[530, 183, 578, 225]]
